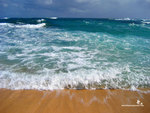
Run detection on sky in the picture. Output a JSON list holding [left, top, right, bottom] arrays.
[[0, 0, 150, 18]]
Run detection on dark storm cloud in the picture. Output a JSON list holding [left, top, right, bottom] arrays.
[[0, 0, 150, 18]]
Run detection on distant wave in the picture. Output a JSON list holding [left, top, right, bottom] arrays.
[[0, 17, 9, 19], [0, 18, 150, 37], [142, 21, 150, 24], [49, 17, 58, 19], [18, 23, 46, 28], [37, 19, 45, 23], [0, 23, 46, 28], [115, 18, 132, 21]]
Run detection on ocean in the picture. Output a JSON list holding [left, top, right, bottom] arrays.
[[0, 18, 150, 90]]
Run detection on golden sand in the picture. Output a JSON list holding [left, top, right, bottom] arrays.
[[0, 89, 150, 113]]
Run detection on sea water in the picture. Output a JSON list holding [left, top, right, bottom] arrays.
[[0, 18, 150, 90]]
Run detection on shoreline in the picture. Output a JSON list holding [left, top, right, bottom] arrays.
[[0, 88, 150, 113]]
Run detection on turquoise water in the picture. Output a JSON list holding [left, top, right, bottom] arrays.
[[0, 18, 150, 90]]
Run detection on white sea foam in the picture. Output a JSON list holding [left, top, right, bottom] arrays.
[[115, 18, 131, 21], [0, 23, 46, 28], [142, 21, 150, 24], [2, 17, 9, 19], [51, 46, 84, 51], [16, 23, 46, 28], [129, 23, 136, 26], [0, 24, 150, 91], [37, 19, 45, 23], [0, 23, 13, 27], [83, 21, 90, 24], [49, 17, 58, 19], [0, 63, 149, 91]]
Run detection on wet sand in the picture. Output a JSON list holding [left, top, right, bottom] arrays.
[[0, 89, 150, 113]]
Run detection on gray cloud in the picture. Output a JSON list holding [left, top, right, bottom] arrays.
[[0, 0, 150, 18]]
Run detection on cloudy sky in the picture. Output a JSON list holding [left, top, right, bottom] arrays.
[[0, 0, 150, 18]]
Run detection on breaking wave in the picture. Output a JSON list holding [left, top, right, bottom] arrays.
[[0, 18, 150, 91], [0, 23, 46, 28]]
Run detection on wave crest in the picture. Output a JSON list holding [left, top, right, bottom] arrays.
[[0, 23, 46, 28]]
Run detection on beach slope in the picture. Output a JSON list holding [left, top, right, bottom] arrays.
[[0, 89, 150, 113]]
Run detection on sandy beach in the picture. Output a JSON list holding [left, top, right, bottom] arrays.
[[0, 89, 149, 113], [1, 18, 150, 113]]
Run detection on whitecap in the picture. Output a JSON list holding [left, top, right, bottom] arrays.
[[16, 23, 46, 28], [2, 17, 9, 19], [0, 23, 13, 27], [37, 19, 45, 23], [0, 23, 46, 28], [115, 18, 131, 21], [49, 17, 58, 19], [142, 21, 150, 24]]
